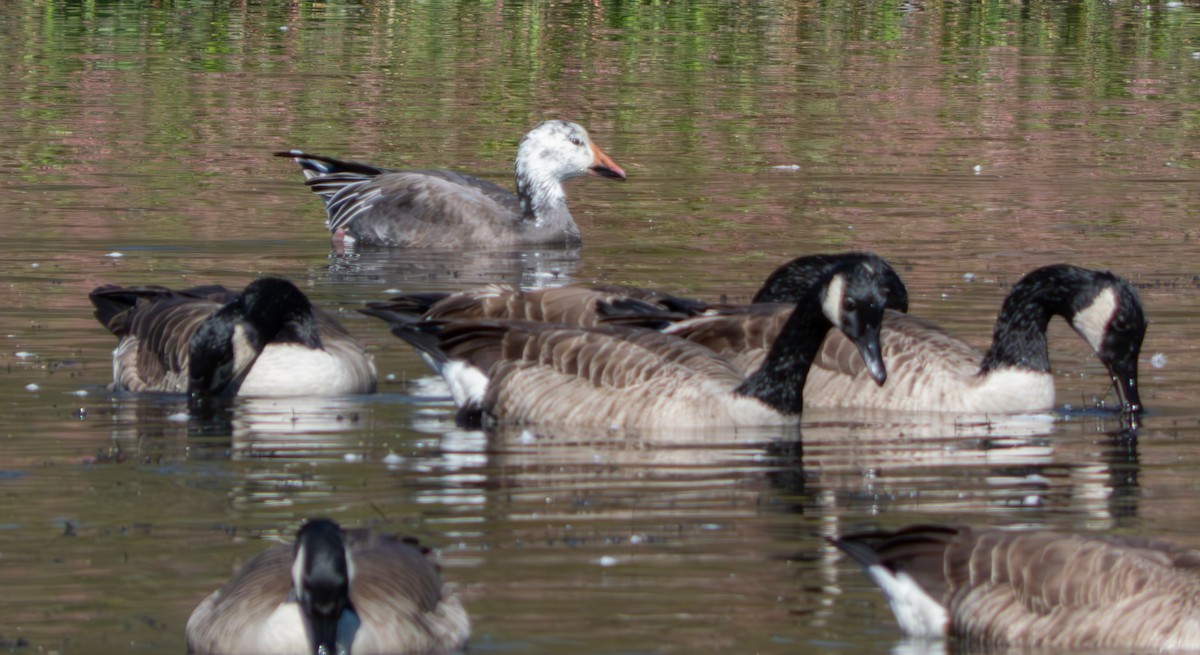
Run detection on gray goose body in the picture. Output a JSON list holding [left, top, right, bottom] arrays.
[[90, 278, 376, 398], [833, 524, 1200, 650], [361, 257, 893, 430], [277, 120, 626, 248], [664, 264, 1147, 414], [186, 519, 469, 655]]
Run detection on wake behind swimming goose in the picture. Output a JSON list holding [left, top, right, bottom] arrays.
[[277, 120, 626, 248], [359, 256, 893, 429], [89, 278, 376, 399], [833, 524, 1200, 650], [186, 518, 469, 655]]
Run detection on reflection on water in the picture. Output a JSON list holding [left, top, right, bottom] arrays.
[[4, 1, 1200, 654], [327, 246, 586, 291]]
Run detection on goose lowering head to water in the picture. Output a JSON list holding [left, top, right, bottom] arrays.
[[186, 518, 469, 655], [654, 264, 1145, 414], [359, 256, 895, 429], [277, 120, 626, 248], [833, 524, 1200, 651], [89, 278, 376, 399]]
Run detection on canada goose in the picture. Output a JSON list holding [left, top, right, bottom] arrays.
[[277, 120, 626, 248], [375, 252, 908, 330], [359, 257, 892, 429], [371, 282, 706, 329], [832, 524, 1200, 650], [186, 518, 469, 655], [90, 278, 376, 398], [664, 265, 1146, 414]]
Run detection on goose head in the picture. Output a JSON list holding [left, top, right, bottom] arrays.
[[1065, 269, 1146, 414], [753, 251, 909, 313], [292, 518, 355, 655], [187, 277, 324, 398], [515, 120, 626, 190], [239, 277, 324, 349], [738, 256, 892, 414], [820, 261, 891, 385]]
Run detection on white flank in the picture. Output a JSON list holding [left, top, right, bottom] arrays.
[[821, 273, 847, 327], [1071, 286, 1118, 353], [440, 360, 490, 408], [972, 367, 1056, 413], [258, 600, 310, 653], [865, 565, 948, 640], [239, 344, 366, 396]]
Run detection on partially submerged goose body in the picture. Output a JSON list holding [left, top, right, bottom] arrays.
[[90, 278, 376, 399], [360, 257, 894, 429], [186, 518, 469, 655], [833, 524, 1200, 650], [278, 120, 626, 248]]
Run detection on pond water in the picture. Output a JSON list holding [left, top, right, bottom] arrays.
[[3, 1, 1200, 653]]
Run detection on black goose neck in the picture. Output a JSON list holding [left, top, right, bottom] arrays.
[[734, 290, 832, 415], [296, 519, 353, 655], [980, 266, 1084, 374]]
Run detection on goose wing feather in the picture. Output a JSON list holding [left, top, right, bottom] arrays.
[[90, 285, 226, 392], [323, 171, 523, 246], [185, 544, 298, 655], [661, 303, 794, 374], [954, 529, 1200, 649], [815, 311, 979, 379], [341, 531, 470, 655], [385, 284, 688, 328], [843, 525, 1200, 650], [420, 320, 778, 427]]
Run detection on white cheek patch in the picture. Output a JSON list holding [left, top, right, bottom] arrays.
[[821, 274, 847, 327], [1072, 287, 1118, 353], [232, 324, 258, 372], [292, 542, 307, 595], [345, 549, 357, 588]]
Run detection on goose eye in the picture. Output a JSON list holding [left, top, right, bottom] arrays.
[[843, 298, 858, 312], [569, 136, 583, 147]]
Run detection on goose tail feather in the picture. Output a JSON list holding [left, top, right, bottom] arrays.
[[274, 150, 389, 177]]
